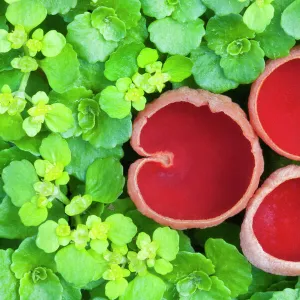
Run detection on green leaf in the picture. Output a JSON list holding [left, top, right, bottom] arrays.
[[191, 276, 231, 300], [121, 16, 148, 45], [250, 292, 275, 300], [40, 133, 71, 166], [79, 59, 112, 93], [41, 30, 66, 58], [0, 49, 21, 72], [205, 238, 252, 298], [178, 231, 194, 253], [202, 0, 249, 16], [0, 146, 36, 173], [67, 12, 118, 63], [104, 42, 144, 81], [45, 103, 74, 134], [243, 2, 274, 33], [85, 157, 125, 203], [36, 220, 60, 253], [13, 133, 46, 156], [281, 0, 300, 40], [149, 18, 205, 55], [2, 160, 39, 207], [0, 69, 22, 92], [0, 249, 18, 300], [40, 0, 77, 15], [106, 278, 128, 300], [162, 55, 192, 82], [153, 227, 179, 261], [11, 236, 57, 279], [206, 14, 255, 55], [106, 214, 137, 246], [19, 269, 63, 300], [40, 44, 80, 93], [98, 0, 141, 29], [19, 201, 48, 226], [0, 196, 37, 239], [120, 273, 166, 300], [140, 0, 174, 19], [154, 258, 173, 275], [191, 45, 238, 93], [271, 288, 300, 299], [172, 0, 206, 22], [99, 86, 131, 119], [59, 275, 82, 300], [0, 113, 25, 141], [5, 0, 47, 32], [165, 251, 215, 283], [55, 244, 106, 288], [66, 137, 123, 181], [220, 40, 265, 84], [256, 14, 295, 59], [82, 109, 132, 149]]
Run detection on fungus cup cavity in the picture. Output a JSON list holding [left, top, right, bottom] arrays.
[[249, 46, 300, 160], [128, 87, 263, 229], [241, 165, 300, 276]]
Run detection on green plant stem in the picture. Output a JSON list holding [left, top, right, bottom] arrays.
[[18, 72, 31, 93], [74, 215, 82, 225], [57, 191, 70, 205]]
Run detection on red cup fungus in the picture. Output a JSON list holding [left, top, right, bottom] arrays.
[[249, 46, 300, 161], [241, 165, 300, 276], [128, 87, 264, 229]]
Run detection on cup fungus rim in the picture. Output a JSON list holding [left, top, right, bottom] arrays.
[[241, 165, 300, 276], [249, 45, 300, 161], [128, 87, 264, 229]]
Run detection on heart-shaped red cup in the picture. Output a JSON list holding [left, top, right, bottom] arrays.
[[128, 87, 264, 229], [241, 165, 300, 276], [249, 46, 300, 160]]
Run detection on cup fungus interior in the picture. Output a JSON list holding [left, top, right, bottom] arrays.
[[137, 102, 255, 220], [257, 58, 300, 156], [253, 178, 300, 262]]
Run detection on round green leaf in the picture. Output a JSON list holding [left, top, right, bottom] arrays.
[[59, 275, 82, 300], [0, 113, 25, 141], [162, 55, 193, 82], [19, 269, 63, 300], [122, 16, 148, 45], [149, 18, 205, 55], [55, 244, 104, 288], [36, 220, 60, 253], [104, 42, 144, 81], [0, 196, 37, 239], [154, 258, 173, 275], [202, 0, 249, 16], [172, 0, 206, 22], [99, 86, 131, 119], [153, 227, 179, 261], [220, 40, 265, 84], [205, 238, 252, 298], [19, 202, 48, 227], [100, 16, 126, 42], [177, 277, 197, 297], [106, 214, 137, 246], [0, 249, 18, 300], [82, 109, 132, 149], [120, 273, 166, 300], [67, 12, 118, 63], [66, 137, 123, 181], [40, 133, 71, 166], [42, 30, 66, 58], [165, 251, 215, 283], [2, 160, 39, 207], [206, 14, 255, 55], [0, 29, 11, 53], [191, 276, 231, 300], [40, 44, 80, 93], [256, 14, 295, 59], [140, 0, 174, 19], [5, 0, 47, 32], [40, 0, 77, 15], [85, 157, 125, 203], [243, 2, 274, 33], [45, 103, 74, 134], [281, 0, 300, 40], [271, 288, 300, 300], [191, 45, 238, 93], [106, 278, 128, 300], [11, 236, 57, 279]]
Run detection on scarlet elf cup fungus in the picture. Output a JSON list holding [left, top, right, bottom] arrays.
[[249, 46, 300, 160], [241, 165, 300, 276], [127, 87, 264, 229]]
